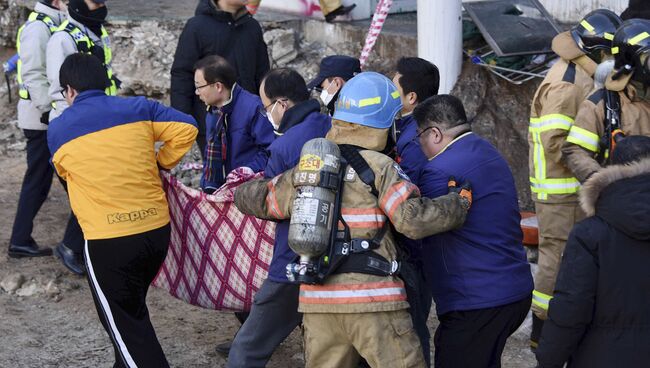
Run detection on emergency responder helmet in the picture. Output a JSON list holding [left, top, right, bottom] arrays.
[[332, 72, 402, 129], [612, 19, 650, 71], [570, 9, 623, 54]]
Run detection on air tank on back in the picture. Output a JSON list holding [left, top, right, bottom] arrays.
[[286, 138, 342, 283]]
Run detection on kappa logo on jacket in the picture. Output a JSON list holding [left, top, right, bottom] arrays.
[[107, 208, 158, 224]]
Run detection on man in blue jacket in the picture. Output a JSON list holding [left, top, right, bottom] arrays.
[[391, 57, 441, 367], [226, 68, 331, 368], [194, 55, 275, 193], [392, 57, 439, 185], [413, 95, 533, 367]]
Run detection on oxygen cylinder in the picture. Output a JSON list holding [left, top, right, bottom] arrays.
[[288, 138, 342, 258]]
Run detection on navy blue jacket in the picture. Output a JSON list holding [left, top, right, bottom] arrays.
[[201, 84, 275, 189], [418, 132, 533, 315], [264, 99, 332, 283], [396, 114, 428, 184]]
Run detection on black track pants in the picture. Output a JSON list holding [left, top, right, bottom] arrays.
[[84, 224, 171, 368]]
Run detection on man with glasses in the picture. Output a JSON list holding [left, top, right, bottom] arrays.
[[413, 94, 533, 367], [194, 55, 274, 194], [226, 67, 331, 367]]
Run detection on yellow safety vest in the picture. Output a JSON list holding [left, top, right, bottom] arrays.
[[57, 20, 117, 96], [16, 12, 59, 100]]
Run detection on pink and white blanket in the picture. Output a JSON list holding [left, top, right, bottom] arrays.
[[153, 168, 275, 311]]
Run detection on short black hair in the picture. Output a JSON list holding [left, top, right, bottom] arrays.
[[413, 95, 468, 131], [194, 55, 237, 90], [611, 135, 650, 165], [59, 53, 110, 92], [396, 57, 440, 103], [262, 68, 310, 103]]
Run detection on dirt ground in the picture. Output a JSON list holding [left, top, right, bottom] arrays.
[[0, 50, 536, 368]]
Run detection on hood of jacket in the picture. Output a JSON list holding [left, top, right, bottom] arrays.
[[580, 157, 650, 241], [34, 2, 67, 26], [195, 0, 251, 23], [326, 119, 389, 151], [552, 31, 586, 62], [277, 99, 321, 134]]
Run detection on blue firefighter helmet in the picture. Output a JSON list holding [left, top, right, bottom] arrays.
[[332, 71, 402, 129]]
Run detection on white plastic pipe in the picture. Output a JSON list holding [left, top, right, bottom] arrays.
[[417, 0, 462, 93]]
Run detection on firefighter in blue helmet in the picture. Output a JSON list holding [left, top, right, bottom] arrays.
[[233, 72, 472, 368]]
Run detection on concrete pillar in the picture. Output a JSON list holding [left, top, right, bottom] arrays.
[[417, 0, 462, 93]]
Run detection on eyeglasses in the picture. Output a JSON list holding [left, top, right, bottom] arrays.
[[415, 126, 437, 140], [195, 81, 219, 92], [260, 98, 288, 117]]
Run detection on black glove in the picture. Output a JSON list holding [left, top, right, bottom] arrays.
[[447, 176, 472, 210], [113, 75, 122, 90], [40, 111, 50, 125]]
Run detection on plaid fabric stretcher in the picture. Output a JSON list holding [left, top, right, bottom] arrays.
[[153, 168, 276, 311]]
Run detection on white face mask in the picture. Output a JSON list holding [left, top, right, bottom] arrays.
[[319, 80, 336, 106], [267, 101, 280, 130]]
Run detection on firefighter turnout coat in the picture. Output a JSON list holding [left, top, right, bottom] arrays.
[[528, 31, 597, 203], [234, 119, 469, 314], [563, 77, 650, 182]]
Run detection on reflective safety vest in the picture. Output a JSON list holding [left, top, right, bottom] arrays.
[[529, 113, 582, 201], [16, 12, 59, 100], [57, 20, 117, 96]]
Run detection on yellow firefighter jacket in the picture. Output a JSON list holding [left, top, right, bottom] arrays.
[[528, 31, 597, 203], [563, 77, 650, 182], [234, 120, 468, 313]]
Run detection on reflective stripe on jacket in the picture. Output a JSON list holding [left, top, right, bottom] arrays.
[[15, 3, 66, 130], [528, 49, 596, 203], [562, 84, 650, 182], [234, 120, 468, 313], [57, 20, 117, 96], [17, 12, 58, 100], [46, 17, 114, 121]]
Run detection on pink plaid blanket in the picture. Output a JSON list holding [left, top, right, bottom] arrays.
[[153, 168, 276, 311]]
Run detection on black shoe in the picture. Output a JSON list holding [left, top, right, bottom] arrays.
[[325, 4, 357, 23], [55, 243, 86, 276], [530, 314, 544, 350], [215, 340, 232, 356], [8, 243, 53, 258]]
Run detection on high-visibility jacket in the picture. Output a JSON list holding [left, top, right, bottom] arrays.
[[562, 80, 650, 182], [56, 20, 117, 96], [46, 17, 116, 121], [15, 3, 66, 130], [17, 11, 58, 100], [234, 120, 468, 313], [528, 31, 597, 203]]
